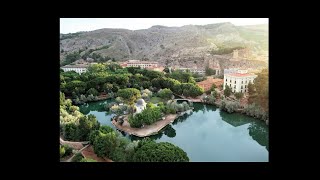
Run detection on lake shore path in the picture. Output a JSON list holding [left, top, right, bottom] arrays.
[[112, 114, 178, 137]]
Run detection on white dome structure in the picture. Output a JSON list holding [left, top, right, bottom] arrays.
[[135, 98, 147, 114], [136, 98, 146, 106]]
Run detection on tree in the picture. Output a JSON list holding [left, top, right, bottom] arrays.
[[63, 123, 78, 141], [132, 140, 189, 162], [93, 131, 117, 158], [63, 51, 81, 65], [180, 83, 204, 97], [158, 88, 173, 100], [224, 84, 232, 97], [87, 63, 106, 73], [128, 106, 162, 128], [86, 88, 99, 96], [103, 83, 113, 93], [168, 71, 196, 84], [205, 67, 216, 76], [78, 114, 100, 141], [234, 92, 244, 100], [248, 82, 255, 95], [117, 88, 141, 105], [145, 70, 164, 79], [249, 69, 268, 110]]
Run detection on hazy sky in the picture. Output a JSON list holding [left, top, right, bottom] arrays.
[[60, 18, 268, 34]]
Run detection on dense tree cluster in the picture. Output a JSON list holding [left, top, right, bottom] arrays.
[[60, 92, 100, 141], [90, 126, 138, 161], [128, 105, 162, 128], [158, 88, 173, 100], [132, 139, 189, 162], [166, 100, 192, 112], [248, 69, 268, 111], [167, 70, 196, 84], [210, 46, 244, 55], [219, 99, 241, 113]]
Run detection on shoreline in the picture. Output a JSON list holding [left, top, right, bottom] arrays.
[[112, 114, 178, 137]]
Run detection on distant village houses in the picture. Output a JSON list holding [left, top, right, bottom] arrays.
[[175, 67, 205, 75], [61, 64, 89, 74], [120, 60, 164, 72]]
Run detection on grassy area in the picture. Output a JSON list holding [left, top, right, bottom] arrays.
[[150, 97, 164, 104]]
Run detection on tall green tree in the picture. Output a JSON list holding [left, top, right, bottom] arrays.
[[205, 67, 216, 76], [224, 84, 232, 97]]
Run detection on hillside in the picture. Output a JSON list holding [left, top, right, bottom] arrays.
[[60, 22, 268, 68]]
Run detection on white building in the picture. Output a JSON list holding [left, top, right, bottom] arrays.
[[61, 64, 88, 74], [176, 67, 205, 75], [223, 70, 257, 93], [134, 99, 147, 114], [120, 60, 159, 69]]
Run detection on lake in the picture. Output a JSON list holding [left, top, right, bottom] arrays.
[[79, 99, 269, 162]]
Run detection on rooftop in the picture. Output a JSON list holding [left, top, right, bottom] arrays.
[[226, 73, 256, 77], [197, 78, 223, 86], [62, 64, 89, 68], [126, 60, 158, 64]]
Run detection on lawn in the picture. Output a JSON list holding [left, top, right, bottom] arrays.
[[150, 97, 164, 104]]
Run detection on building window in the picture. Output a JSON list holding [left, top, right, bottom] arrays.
[[230, 80, 231, 83], [242, 81, 243, 84], [245, 89, 246, 92], [241, 86, 243, 89], [235, 81, 236, 83], [245, 85, 247, 88], [234, 85, 236, 89], [226, 79, 227, 82], [241, 90, 242, 93]]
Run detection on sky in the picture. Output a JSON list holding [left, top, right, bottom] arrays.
[[60, 18, 268, 34]]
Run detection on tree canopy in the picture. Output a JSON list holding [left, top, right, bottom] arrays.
[[132, 139, 189, 162]]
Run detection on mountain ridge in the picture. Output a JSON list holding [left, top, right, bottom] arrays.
[[60, 22, 268, 69]]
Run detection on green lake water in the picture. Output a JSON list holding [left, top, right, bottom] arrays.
[[79, 100, 269, 162]]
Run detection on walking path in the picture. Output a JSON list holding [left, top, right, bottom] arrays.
[[81, 145, 113, 162], [60, 137, 89, 150], [112, 114, 178, 137]]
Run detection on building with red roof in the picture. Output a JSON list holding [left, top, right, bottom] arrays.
[[223, 69, 257, 93]]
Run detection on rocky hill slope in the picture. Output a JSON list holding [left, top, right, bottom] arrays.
[[60, 22, 268, 68]]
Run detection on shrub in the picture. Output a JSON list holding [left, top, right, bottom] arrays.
[[72, 153, 84, 162], [60, 145, 65, 158], [80, 158, 97, 162], [87, 88, 99, 96], [115, 97, 124, 104], [220, 99, 240, 113], [158, 88, 173, 100], [243, 104, 269, 121], [62, 145, 73, 157]]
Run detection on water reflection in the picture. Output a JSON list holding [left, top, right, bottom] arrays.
[[164, 125, 176, 138], [79, 100, 110, 115], [219, 110, 252, 127], [248, 121, 269, 151], [219, 109, 269, 151]]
